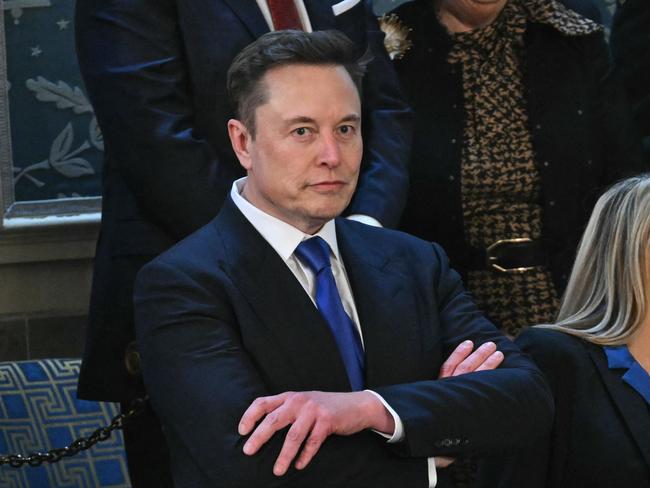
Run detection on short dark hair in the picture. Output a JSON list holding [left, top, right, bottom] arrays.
[[227, 29, 371, 137]]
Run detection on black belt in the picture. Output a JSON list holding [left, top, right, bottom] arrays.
[[465, 238, 547, 273]]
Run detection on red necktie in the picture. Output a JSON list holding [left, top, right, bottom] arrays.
[[267, 0, 304, 31]]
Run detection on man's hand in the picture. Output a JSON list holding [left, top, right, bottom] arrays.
[[239, 341, 504, 475], [238, 390, 393, 476], [438, 340, 504, 379]]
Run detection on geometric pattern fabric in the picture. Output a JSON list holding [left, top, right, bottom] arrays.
[[0, 359, 130, 487]]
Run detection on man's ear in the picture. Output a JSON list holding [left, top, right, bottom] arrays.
[[227, 119, 253, 171]]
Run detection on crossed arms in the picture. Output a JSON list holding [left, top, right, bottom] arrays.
[[134, 240, 553, 487], [239, 340, 504, 476]]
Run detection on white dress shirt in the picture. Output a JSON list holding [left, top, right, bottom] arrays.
[[231, 178, 437, 486]]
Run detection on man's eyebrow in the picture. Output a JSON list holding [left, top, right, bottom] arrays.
[[340, 114, 361, 123], [284, 116, 316, 126], [283, 114, 361, 126]]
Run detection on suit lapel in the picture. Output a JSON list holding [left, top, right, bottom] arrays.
[[588, 344, 650, 468], [336, 221, 422, 388], [303, 0, 337, 30], [213, 200, 351, 391], [222, 0, 269, 38]]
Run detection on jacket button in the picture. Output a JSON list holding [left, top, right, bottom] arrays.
[[543, 161, 549, 167], [124, 341, 142, 377]]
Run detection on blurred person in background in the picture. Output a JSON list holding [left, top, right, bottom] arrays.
[[387, 0, 643, 339], [384, 0, 644, 484]]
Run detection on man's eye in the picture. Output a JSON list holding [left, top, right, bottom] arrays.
[[293, 127, 310, 136], [338, 125, 355, 135]]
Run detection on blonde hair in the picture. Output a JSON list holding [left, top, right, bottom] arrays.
[[540, 174, 650, 345]]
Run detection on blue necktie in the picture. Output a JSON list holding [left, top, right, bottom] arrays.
[[294, 237, 365, 391]]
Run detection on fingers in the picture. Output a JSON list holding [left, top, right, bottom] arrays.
[[439, 341, 503, 378], [243, 407, 292, 456], [272, 411, 315, 475], [241, 392, 333, 476], [453, 341, 497, 375], [239, 396, 279, 436], [438, 340, 473, 378], [434, 456, 456, 468], [475, 350, 504, 372], [239, 393, 289, 436], [294, 421, 329, 471]]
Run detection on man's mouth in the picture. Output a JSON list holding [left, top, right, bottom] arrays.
[[309, 181, 346, 191]]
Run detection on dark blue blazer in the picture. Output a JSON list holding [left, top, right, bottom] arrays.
[[133, 198, 553, 487], [75, 0, 412, 401], [478, 328, 650, 487]]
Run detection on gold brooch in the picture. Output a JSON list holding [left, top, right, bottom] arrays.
[[378, 14, 413, 60]]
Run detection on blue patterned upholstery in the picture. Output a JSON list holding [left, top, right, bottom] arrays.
[[0, 359, 130, 487]]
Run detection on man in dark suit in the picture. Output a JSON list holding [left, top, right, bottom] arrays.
[[134, 30, 553, 487], [74, 0, 411, 483]]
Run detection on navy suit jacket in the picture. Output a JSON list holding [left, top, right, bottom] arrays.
[[478, 328, 650, 488], [134, 198, 553, 487], [75, 0, 412, 401]]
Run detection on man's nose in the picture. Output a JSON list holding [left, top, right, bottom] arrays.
[[319, 133, 342, 167]]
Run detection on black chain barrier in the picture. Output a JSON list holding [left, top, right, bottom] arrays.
[[0, 396, 148, 468]]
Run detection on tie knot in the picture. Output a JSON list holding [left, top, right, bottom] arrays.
[[294, 237, 331, 274]]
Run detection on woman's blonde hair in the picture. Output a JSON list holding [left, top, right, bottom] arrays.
[[540, 174, 650, 345]]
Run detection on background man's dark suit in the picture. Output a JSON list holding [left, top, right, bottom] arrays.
[[478, 328, 650, 487], [74, 0, 412, 403], [134, 197, 554, 487], [610, 0, 650, 162]]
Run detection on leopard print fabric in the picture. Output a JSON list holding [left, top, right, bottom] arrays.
[[447, 0, 599, 338], [435, 3, 600, 487]]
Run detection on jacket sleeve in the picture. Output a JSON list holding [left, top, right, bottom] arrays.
[[345, 0, 413, 228], [75, 0, 235, 240], [134, 258, 428, 487], [374, 244, 554, 458], [476, 328, 582, 488]]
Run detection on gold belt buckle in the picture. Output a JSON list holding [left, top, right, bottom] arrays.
[[486, 237, 535, 274]]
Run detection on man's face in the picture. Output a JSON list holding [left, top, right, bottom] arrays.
[[229, 63, 362, 234]]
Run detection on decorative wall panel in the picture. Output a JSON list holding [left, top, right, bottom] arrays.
[[0, 359, 129, 488]]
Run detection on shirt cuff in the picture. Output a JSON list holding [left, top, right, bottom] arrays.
[[427, 457, 438, 487], [364, 391, 436, 487], [364, 390, 404, 442], [346, 214, 383, 227]]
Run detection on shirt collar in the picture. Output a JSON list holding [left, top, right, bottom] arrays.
[[230, 177, 341, 261], [604, 345, 650, 406]]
